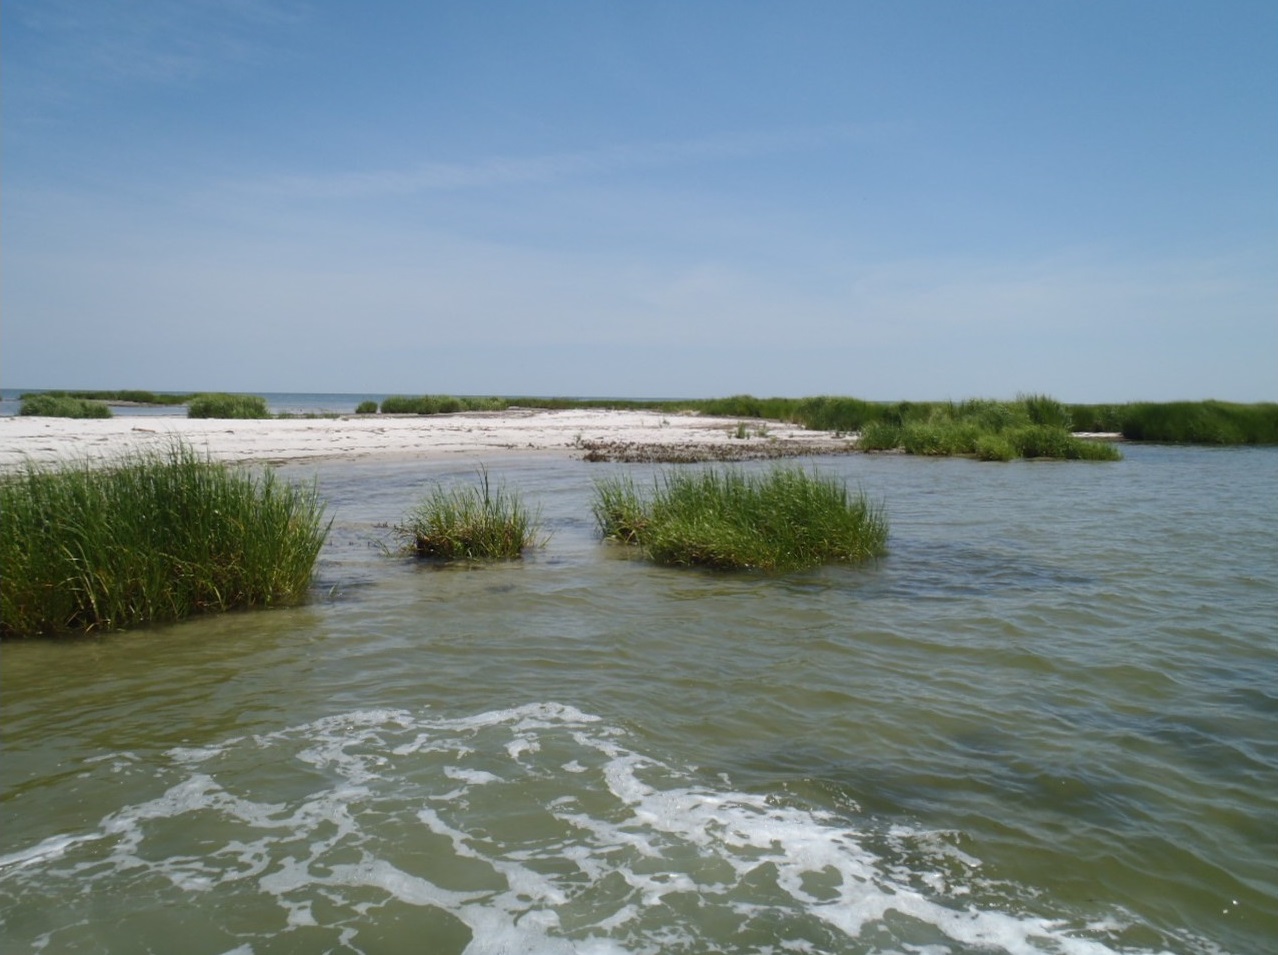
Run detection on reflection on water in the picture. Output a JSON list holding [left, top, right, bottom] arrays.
[[3, 446, 1276, 953]]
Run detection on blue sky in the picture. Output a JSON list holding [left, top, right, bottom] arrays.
[[4, 1, 1275, 400]]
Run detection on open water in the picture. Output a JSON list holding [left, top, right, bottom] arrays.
[[2, 444, 1276, 954]]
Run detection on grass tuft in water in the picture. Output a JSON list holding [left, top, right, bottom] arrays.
[[0, 444, 329, 637], [19, 394, 113, 418], [187, 393, 271, 419], [396, 470, 542, 560], [594, 467, 887, 571], [591, 474, 650, 544]]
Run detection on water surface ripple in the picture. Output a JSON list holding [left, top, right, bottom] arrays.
[[3, 446, 1275, 953]]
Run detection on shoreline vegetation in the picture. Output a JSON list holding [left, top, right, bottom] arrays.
[[593, 467, 888, 571], [394, 470, 542, 561], [0, 445, 329, 638], [17, 390, 1276, 447], [4, 383, 1270, 634], [375, 393, 1277, 447]]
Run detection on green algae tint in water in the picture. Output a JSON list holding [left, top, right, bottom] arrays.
[[2, 446, 1276, 954]]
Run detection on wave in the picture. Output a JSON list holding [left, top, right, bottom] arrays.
[[0, 703, 1216, 954]]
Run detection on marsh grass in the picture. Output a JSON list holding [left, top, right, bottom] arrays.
[[856, 420, 902, 451], [396, 470, 542, 560], [1113, 401, 1278, 444], [0, 445, 329, 637], [381, 395, 510, 415], [355, 400, 379, 414], [19, 394, 113, 418], [857, 396, 1121, 461], [591, 475, 649, 543], [21, 389, 194, 406], [593, 467, 887, 571], [187, 393, 271, 419], [362, 391, 1271, 445]]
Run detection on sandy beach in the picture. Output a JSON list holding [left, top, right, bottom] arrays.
[[0, 408, 855, 471]]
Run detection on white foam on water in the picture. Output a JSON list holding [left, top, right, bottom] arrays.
[[0, 702, 1201, 954], [0, 834, 97, 870]]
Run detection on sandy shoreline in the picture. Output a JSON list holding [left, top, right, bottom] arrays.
[[0, 409, 856, 471]]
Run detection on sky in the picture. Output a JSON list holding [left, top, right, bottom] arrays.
[[3, 0, 1275, 401]]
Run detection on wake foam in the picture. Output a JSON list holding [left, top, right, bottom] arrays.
[[0, 703, 1196, 953]]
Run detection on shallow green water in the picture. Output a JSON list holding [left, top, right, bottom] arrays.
[[3, 446, 1276, 954]]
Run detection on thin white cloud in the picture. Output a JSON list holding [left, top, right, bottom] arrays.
[[242, 124, 888, 199], [10, 0, 306, 89]]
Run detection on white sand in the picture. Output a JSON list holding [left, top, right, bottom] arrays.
[[0, 409, 854, 470]]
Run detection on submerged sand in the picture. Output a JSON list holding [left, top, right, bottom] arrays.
[[0, 409, 856, 471]]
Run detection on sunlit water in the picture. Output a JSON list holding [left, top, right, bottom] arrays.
[[3, 446, 1276, 954]]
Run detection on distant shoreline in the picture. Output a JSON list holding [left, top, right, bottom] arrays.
[[0, 408, 855, 471]]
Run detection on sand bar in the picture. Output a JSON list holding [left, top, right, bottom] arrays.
[[0, 409, 856, 471]]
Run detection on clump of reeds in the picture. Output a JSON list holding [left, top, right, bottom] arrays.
[[856, 420, 902, 451], [855, 396, 1121, 461], [395, 470, 541, 560], [1113, 400, 1278, 444], [19, 394, 113, 418], [355, 400, 379, 414], [593, 467, 887, 571], [0, 445, 329, 637], [591, 474, 650, 543], [187, 393, 271, 419], [380, 395, 510, 415]]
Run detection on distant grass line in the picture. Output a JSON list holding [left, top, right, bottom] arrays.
[[374, 393, 1272, 445], [22, 388, 1275, 443], [0, 445, 329, 638], [20, 390, 193, 406], [381, 395, 510, 414], [593, 467, 888, 571], [19, 394, 114, 418], [395, 470, 542, 560]]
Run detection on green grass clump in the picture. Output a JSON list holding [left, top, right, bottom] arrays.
[[1004, 425, 1122, 461], [591, 474, 650, 543], [19, 394, 113, 418], [380, 395, 511, 415], [395, 471, 541, 560], [900, 420, 982, 456], [856, 420, 902, 451], [187, 393, 271, 419], [1115, 401, 1278, 444], [355, 400, 379, 414], [0, 445, 329, 637], [974, 433, 1017, 462], [593, 467, 887, 571], [855, 396, 1121, 461]]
